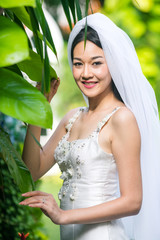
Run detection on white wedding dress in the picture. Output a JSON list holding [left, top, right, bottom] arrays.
[[54, 107, 129, 240]]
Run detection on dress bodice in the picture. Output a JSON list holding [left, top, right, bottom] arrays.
[[54, 107, 119, 204], [54, 107, 129, 240]]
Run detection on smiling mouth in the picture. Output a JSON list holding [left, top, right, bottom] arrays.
[[82, 81, 98, 85]]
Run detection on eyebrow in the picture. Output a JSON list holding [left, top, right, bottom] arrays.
[[73, 56, 103, 61]]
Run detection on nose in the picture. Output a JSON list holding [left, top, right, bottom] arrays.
[[81, 64, 93, 80]]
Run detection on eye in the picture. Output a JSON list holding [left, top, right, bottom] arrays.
[[92, 61, 102, 66], [73, 62, 83, 66]]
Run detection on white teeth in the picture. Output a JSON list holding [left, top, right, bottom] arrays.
[[83, 82, 97, 85]]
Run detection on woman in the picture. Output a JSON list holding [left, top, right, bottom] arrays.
[[20, 13, 160, 240]]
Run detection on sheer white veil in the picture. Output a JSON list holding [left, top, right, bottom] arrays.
[[67, 13, 160, 240]]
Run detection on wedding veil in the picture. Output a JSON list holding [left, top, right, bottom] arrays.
[[67, 13, 160, 240]]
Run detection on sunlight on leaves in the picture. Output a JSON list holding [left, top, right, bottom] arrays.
[[0, 16, 29, 67], [132, 0, 153, 12], [0, 68, 53, 129], [0, 0, 36, 8]]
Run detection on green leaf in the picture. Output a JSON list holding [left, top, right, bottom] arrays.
[[43, 38, 50, 93], [17, 49, 58, 82], [84, 0, 90, 49], [11, 6, 32, 30], [89, 1, 93, 14], [0, 127, 35, 193], [0, 68, 53, 129], [75, 0, 82, 20], [4, 9, 14, 20], [61, 0, 73, 30], [11, 7, 57, 56], [84, 16, 88, 49], [68, 0, 76, 24], [85, 0, 90, 16], [27, 6, 43, 60], [0, 16, 29, 67], [34, 0, 58, 59], [5, 64, 23, 77], [0, 0, 36, 8], [24, 122, 43, 150]]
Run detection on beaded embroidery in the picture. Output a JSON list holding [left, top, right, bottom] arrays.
[[54, 108, 87, 201]]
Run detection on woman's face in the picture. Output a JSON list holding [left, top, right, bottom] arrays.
[[72, 40, 112, 99]]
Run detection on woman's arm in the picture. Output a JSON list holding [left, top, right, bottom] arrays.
[[22, 79, 59, 181], [22, 119, 65, 181], [20, 108, 142, 224], [22, 106, 80, 181]]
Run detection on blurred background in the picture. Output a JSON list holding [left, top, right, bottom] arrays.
[[1, 0, 160, 239]]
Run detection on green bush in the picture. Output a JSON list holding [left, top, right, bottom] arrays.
[[0, 159, 46, 240], [0, 113, 47, 240]]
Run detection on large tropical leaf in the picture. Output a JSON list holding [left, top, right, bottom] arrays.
[[0, 16, 29, 67], [17, 49, 58, 82], [0, 0, 36, 8], [11, 7, 32, 30], [0, 68, 53, 129], [5, 64, 23, 77], [0, 127, 35, 193]]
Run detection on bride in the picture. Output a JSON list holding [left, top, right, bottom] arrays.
[[20, 13, 160, 240]]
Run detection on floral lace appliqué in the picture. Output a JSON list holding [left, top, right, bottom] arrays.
[[54, 108, 87, 201]]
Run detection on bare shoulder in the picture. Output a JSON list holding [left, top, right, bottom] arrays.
[[110, 107, 140, 141], [110, 106, 141, 158], [111, 107, 139, 130], [62, 107, 82, 126]]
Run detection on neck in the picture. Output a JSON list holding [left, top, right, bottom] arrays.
[[87, 90, 118, 113]]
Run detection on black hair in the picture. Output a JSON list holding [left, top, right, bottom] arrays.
[[71, 26, 123, 103], [71, 26, 102, 61]]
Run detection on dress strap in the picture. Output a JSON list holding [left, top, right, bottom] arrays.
[[65, 107, 87, 132], [96, 107, 121, 132]]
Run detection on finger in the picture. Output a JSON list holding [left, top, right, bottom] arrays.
[[51, 79, 60, 88], [20, 196, 41, 204], [48, 81, 60, 101], [19, 199, 37, 206], [51, 77, 60, 83], [55, 80, 60, 88], [20, 200, 50, 214], [56, 77, 60, 85], [51, 77, 57, 82], [20, 195, 49, 206], [28, 202, 45, 208], [36, 82, 41, 90], [22, 191, 50, 197]]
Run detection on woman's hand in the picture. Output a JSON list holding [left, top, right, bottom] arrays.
[[36, 78, 60, 103], [19, 191, 64, 225]]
